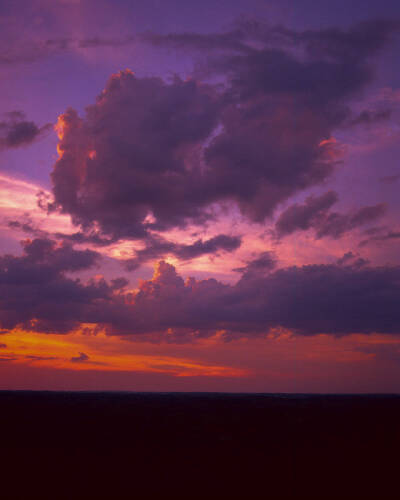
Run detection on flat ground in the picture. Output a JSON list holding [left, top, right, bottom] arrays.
[[1, 392, 398, 499]]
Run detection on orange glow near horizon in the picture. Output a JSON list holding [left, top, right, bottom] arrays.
[[2, 326, 400, 392], [0, 329, 249, 378]]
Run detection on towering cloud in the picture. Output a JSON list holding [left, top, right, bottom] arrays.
[[46, 19, 398, 245], [1, 241, 399, 339], [50, 70, 221, 239]]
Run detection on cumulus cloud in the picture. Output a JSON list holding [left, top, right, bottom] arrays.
[[123, 259, 400, 339], [50, 70, 221, 239], [45, 19, 398, 246], [0, 238, 105, 332], [1, 241, 399, 339], [1, 18, 399, 343]]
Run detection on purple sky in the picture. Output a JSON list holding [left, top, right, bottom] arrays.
[[1, 0, 400, 392]]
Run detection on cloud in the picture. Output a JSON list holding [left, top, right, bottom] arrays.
[[25, 355, 59, 361], [114, 259, 400, 339], [17, 237, 100, 274], [350, 108, 392, 126], [274, 192, 386, 239], [1, 240, 399, 339], [336, 252, 369, 268], [70, 352, 89, 363], [233, 251, 276, 279], [0, 343, 7, 348], [49, 70, 221, 239], [0, 238, 105, 332], [125, 233, 242, 271], [46, 19, 398, 245], [143, 18, 400, 58], [0, 355, 17, 362], [0, 112, 51, 151], [0, 174, 74, 238], [359, 230, 400, 247], [0, 36, 136, 66], [275, 191, 338, 237], [316, 204, 387, 239]]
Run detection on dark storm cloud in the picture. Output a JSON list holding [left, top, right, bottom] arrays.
[[274, 192, 386, 239], [50, 71, 221, 239], [1, 241, 399, 338], [120, 260, 400, 339], [46, 19, 399, 243], [125, 234, 242, 271], [0, 112, 51, 150]]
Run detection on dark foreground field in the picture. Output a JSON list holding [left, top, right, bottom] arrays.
[[1, 392, 399, 499]]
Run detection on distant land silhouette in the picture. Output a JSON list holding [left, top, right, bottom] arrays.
[[1, 391, 398, 499]]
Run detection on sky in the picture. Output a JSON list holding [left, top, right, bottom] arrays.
[[1, 0, 400, 392]]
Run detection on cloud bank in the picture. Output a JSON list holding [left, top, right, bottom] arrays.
[[1, 239, 399, 340]]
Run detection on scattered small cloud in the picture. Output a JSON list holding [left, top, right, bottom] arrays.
[[70, 352, 90, 363]]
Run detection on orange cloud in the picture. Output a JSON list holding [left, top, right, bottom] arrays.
[[0, 328, 248, 378]]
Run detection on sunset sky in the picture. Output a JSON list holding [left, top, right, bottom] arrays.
[[1, 0, 400, 392]]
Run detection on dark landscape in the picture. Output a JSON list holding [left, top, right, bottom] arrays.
[[1, 391, 399, 499]]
